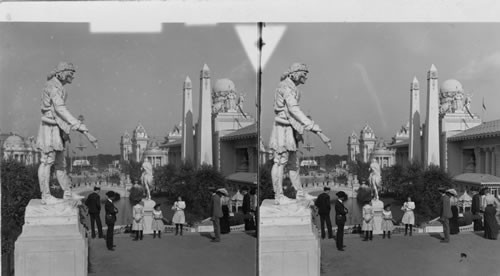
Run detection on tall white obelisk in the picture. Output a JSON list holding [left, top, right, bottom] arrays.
[[424, 64, 440, 166], [197, 64, 213, 166], [409, 77, 421, 163], [182, 76, 194, 164]]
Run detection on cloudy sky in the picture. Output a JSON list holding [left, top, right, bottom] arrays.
[[0, 22, 257, 155], [2, 22, 500, 157], [260, 23, 500, 156]]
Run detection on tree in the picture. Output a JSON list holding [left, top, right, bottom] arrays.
[[185, 164, 225, 219], [381, 163, 454, 224], [259, 159, 275, 204], [349, 160, 370, 184], [1, 159, 40, 257], [153, 164, 177, 196]]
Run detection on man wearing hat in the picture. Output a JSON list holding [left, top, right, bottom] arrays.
[[85, 186, 104, 239], [104, 191, 118, 250], [36, 62, 98, 204], [210, 187, 223, 242], [268, 63, 331, 205], [335, 191, 349, 251], [315, 187, 334, 239], [438, 187, 452, 243]]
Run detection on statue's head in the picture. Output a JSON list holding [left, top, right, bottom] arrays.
[[281, 63, 309, 84], [48, 62, 76, 84]]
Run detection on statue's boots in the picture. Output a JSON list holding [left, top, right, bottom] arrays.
[[41, 194, 65, 205]]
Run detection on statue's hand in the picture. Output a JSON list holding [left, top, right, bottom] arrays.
[[77, 123, 89, 133], [311, 124, 322, 133]]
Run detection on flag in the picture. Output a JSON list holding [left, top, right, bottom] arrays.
[[482, 97, 487, 111]]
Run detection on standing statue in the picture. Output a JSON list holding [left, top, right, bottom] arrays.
[[36, 62, 98, 205], [369, 158, 381, 200], [269, 63, 331, 205], [141, 158, 153, 200], [226, 91, 238, 112], [453, 92, 465, 113]]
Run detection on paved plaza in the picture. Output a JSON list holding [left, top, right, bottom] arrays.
[[321, 231, 500, 276], [90, 232, 256, 276]]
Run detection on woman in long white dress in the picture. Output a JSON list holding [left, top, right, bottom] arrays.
[[401, 196, 415, 236], [172, 196, 186, 236]]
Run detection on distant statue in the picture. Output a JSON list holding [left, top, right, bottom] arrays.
[[369, 158, 381, 200], [464, 94, 473, 115], [440, 94, 453, 114], [453, 92, 465, 113], [237, 93, 245, 112], [227, 91, 238, 112], [36, 62, 98, 205], [212, 91, 227, 114], [269, 63, 331, 205], [141, 159, 153, 200]]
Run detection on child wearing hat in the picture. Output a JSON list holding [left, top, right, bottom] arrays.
[[152, 203, 164, 238], [382, 204, 394, 239]]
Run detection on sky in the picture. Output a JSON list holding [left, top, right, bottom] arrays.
[[260, 23, 500, 156], [0, 22, 257, 156], [2, 22, 500, 157]]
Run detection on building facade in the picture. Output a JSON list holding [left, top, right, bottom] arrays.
[[1, 133, 41, 165]]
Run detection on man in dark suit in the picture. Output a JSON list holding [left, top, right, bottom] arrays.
[[104, 191, 118, 250], [439, 187, 452, 243], [471, 187, 484, 231], [210, 187, 223, 242], [335, 191, 348, 251], [315, 187, 333, 239], [241, 186, 254, 231], [85, 186, 103, 238]]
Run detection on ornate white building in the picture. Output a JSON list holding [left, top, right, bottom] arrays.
[[1, 132, 41, 165], [347, 124, 396, 168], [120, 123, 168, 167]]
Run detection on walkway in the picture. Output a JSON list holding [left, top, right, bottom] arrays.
[[321, 231, 500, 276], [90, 231, 256, 276]]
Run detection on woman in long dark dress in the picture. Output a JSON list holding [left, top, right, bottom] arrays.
[[218, 189, 231, 234], [447, 189, 460, 235], [483, 191, 499, 240]]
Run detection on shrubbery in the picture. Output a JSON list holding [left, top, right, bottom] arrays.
[[381, 163, 454, 224], [154, 162, 225, 220], [1, 160, 40, 255]]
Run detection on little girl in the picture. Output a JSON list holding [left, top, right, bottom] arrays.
[[172, 196, 186, 236], [381, 204, 394, 239], [132, 200, 145, 241], [152, 204, 165, 238], [362, 200, 374, 241]]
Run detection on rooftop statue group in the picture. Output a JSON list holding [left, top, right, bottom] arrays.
[[36, 62, 98, 205], [269, 63, 332, 205]]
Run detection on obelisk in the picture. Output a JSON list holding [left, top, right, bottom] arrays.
[[182, 76, 194, 163], [197, 64, 213, 166], [409, 76, 421, 163], [424, 64, 440, 166]]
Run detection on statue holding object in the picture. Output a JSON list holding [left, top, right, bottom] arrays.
[[36, 62, 98, 205], [268, 63, 331, 205]]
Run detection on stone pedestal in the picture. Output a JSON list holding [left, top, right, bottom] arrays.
[[142, 199, 156, 234], [371, 199, 384, 234], [15, 199, 87, 276], [259, 199, 320, 276]]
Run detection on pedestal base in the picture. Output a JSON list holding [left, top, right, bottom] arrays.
[[259, 199, 320, 276], [15, 199, 87, 276], [371, 199, 384, 234], [142, 199, 156, 234]]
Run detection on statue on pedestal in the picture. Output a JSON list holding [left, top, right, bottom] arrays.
[[35, 62, 98, 205], [141, 158, 153, 200], [369, 158, 381, 200], [268, 63, 331, 205]]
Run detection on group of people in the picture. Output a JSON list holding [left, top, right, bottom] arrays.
[[471, 187, 499, 240], [314, 187, 348, 251], [84, 187, 118, 251], [209, 186, 257, 242], [439, 186, 498, 243]]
